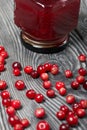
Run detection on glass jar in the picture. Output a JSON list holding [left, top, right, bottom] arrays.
[[14, 0, 80, 53]]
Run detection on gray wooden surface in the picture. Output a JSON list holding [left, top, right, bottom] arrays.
[[0, 0, 87, 130]]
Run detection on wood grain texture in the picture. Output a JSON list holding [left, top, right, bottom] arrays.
[[0, 0, 87, 130]]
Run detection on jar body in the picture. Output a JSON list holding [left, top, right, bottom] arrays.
[[14, 0, 80, 49]]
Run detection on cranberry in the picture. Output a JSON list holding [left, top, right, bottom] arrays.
[[1, 90, 10, 99], [26, 89, 36, 99], [11, 100, 21, 109], [6, 106, 16, 116], [78, 54, 86, 62], [36, 120, 50, 130], [37, 65, 46, 75], [43, 63, 52, 72], [0, 80, 7, 90], [67, 111, 75, 116], [0, 45, 5, 53], [60, 105, 69, 114], [80, 99, 87, 109], [35, 108, 45, 118], [0, 55, 5, 64], [78, 68, 87, 76], [71, 80, 80, 89], [21, 118, 30, 128], [35, 93, 44, 103], [46, 89, 55, 98], [55, 81, 65, 90], [59, 87, 67, 96], [30, 70, 39, 78], [50, 64, 59, 75], [59, 123, 70, 130], [12, 62, 22, 70], [24, 65, 33, 74], [65, 70, 73, 78], [2, 98, 11, 107], [8, 115, 20, 127], [76, 108, 86, 118], [76, 75, 85, 84], [83, 80, 87, 90], [66, 114, 78, 126], [15, 80, 25, 90], [66, 94, 76, 104], [0, 64, 5, 72], [43, 80, 52, 89], [72, 103, 82, 111], [14, 124, 23, 130], [0, 51, 8, 59], [40, 73, 49, 81], [56, 110, 66, 120], [13, 69, 21, 76]]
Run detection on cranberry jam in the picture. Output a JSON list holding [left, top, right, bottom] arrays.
[[14, 0, 80, 53]]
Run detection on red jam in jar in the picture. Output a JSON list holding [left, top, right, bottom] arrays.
[[14, 0, 80, 52]]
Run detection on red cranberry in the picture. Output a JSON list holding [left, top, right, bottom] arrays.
[[6, 106, 16, 116], [37, 65, 46, 75], [0, 80, 7, 90], [35, 108, 45, 118], [8, 115, 20, 127], [12, 62, 22, 70], [55, 81, 65, 90], [66, 114, 78, 126], [24, 65, 33, 74], [0, 51, 8, 59], [59, 123, 70, 130], [43, 63, 52, 72], [21, 118, 30, 128], [1, 90, 10, 99], [83, 80, 87, 90], [72, 103, 82, 111], [76, 108, 86, 118], [43, 80, 52, 89], [46, 89, 55, 98], [2, 98, 11, 107], [59, 87, 67, 96], [67, 110, 75, 116], [78, 68, 87, 76], [60, 105, 69, 114], [26, 89, 36, 99], [50, 64, 59, 75], [36, 120, 50, 130], [0, 55, 5, 64], [40, 73, 49, 81], [0, 64, 5, 72], [71, 80, 80, 89], [13, 69, 21, 76], [11, 100, 21, 109], [0, 45, 5, 53], [30, 70, 39, 79], [80, 99, 87, 109], [14, 124, 23, 130], [56, 110, 66, 120], [78, 54, 86, 62], [65, 70, 73, 78], [66, 94, 76, 104], [15, 80, 25, 90], [35, 93, 44, 103], [76, 75, 85, 84]]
